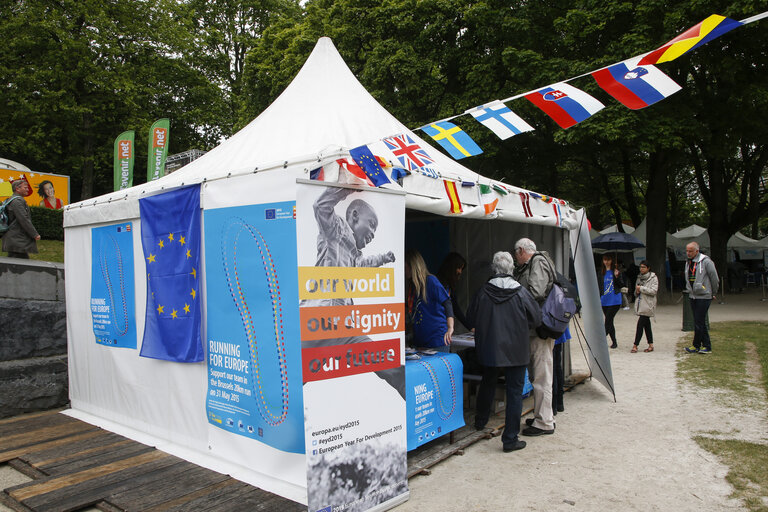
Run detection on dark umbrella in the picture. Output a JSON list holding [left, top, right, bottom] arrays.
[[591, 232, 644, 253]]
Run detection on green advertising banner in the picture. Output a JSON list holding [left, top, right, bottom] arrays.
[[114, 130, 135, 191], [147, 119, 170, 182]]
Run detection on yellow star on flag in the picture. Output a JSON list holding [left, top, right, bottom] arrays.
[[157, 304, 164, 314], [183, 303, 190, 314], [171, 309, 178, 319], [186, 249, 191, 259], [190, 268, 197, 279], [158, 239, 165, 248], [147, 254, 155, 263], [168, 232, 174, 242], [190, 288, 196, 300], [179, 235, 186, 245]]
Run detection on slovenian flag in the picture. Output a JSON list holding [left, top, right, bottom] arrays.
[[639, 14, 743, 66], [422, 121, 483, 160], [592, 57, 682, 110], [525, 83, 605, 129], [469, 100, 534, 140]]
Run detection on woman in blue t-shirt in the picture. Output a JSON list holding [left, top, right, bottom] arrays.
[[599, 254, 625, 349], [406, 249, 454, 352]]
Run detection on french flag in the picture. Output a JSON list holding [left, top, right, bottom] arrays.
[[525, 82, 604, 129], [592, 57, 682, 110]]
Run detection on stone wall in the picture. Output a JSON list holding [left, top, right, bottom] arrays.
[[0, 257, 68, 418]]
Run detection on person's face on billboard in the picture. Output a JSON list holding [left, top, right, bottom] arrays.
[[43, 182, 55, 198], [351, 208, 378, 249]]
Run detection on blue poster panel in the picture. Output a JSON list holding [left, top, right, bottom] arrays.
[[90, 223, 137, 348], [405, 353, 465, 451], [204, 202, 304, 454]]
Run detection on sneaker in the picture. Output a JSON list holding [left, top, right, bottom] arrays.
[[698, 347, 712, 354], [684, 346, 699, 354], [521, 426, 555, 436], [525, 418, 556, 427], [503, 440, 527, 452]]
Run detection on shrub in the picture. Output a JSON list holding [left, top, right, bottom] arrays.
[[30, 206, 64, 241]]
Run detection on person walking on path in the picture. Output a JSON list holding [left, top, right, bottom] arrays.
[[631, 260, 658, 353], [684, 242, 719, 354], [1, 179, 40, 258], [467, 251, 541, 452], [599, 254, 625, 349], [513, 237, 556, 437]]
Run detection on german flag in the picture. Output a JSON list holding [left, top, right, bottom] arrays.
[[443, 180, 463, 214]]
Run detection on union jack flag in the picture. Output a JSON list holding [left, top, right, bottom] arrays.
[[383, 134, 435, 171]]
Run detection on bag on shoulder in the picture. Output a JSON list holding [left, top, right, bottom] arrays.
[[534, 256, 579, 339], [0, 196, 20, 236]]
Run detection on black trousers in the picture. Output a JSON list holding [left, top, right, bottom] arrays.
[[602, 304, 621, 343], [552, 343, 564, 413], [475, 365, 526, 448], [634, 316, 653, 345], [690, 298, 712, 350]]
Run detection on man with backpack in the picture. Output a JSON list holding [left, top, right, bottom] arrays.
[[513, 238, 556, 436], [1, 179, 40, 258]]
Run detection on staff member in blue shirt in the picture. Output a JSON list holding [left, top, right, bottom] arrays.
[[599, 254, 625, 349], [406, 249, 454, 352]]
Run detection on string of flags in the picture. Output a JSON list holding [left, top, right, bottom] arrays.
[[309, 11, 766, 219]]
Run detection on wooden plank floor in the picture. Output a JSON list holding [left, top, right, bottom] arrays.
[[0, 411, 304, 512]]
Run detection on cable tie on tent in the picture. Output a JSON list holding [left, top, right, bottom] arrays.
[[283, 161, 288, 168], [227, 173, 231, 178]]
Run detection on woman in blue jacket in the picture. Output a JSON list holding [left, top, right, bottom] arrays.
[[406, 250, 454, 352], [599, 254, 625, 349]]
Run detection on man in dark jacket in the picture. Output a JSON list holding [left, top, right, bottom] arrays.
[[467, 251, 541, 452], [2, 180, 40, 258]]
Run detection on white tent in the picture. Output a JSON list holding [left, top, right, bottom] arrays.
[[599, 223, 635, 234], [63, 38, 609, 506]]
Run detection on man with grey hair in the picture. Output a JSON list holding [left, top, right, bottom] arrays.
[[513, 237, 556, 436], [684, 242, 718, 354], [467, 251, 541, 452], [2, 179, 40, 258]]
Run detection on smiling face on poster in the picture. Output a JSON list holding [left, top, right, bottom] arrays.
[[296, 181, 408, 512]]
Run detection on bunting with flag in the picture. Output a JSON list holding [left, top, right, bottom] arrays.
[[349, 145, 390, 186], [519, 192, 533, 218], [639, 14, 743, 65], [139, 185, 204, 362], [443, 180, 463, 214], [469, 100, 534, 140], [478, 184, 499, 217], [592, 57, 682, 110], [525, 83, 605, 129], [422, 121, 483, 160], [383, 134, 435, 171]]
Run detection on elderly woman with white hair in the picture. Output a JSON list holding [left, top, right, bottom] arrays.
[[466, 251, 541, 453]]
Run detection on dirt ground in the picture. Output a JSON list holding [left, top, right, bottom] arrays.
[[2, 289, 766, 511], [397, 289, 768, 512]]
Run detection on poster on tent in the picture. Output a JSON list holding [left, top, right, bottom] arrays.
[[89, 223, 137, 348], [296, 181, 408, 512], [203, 201, 305, 454]]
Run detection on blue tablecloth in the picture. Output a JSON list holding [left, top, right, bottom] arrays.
[[405, 352, 465, 451]]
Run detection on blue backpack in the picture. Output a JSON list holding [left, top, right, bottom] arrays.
[[0, 196, 21, 236], [534, 255, 579, 339]]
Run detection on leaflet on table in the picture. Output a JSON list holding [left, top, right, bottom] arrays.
[[203, 201, 304, 454], [90, 223, 137, 349], [297, 181, 408, 512], [405, 353, 465, 451]]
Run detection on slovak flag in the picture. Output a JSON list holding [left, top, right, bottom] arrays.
[[525, 82, 605, 129], [468, 100, 534, 140], [592, 57, 682, 110]]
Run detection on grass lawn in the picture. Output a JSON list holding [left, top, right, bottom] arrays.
[[677, 322, 768, 511], [1, 239, 64, 262]]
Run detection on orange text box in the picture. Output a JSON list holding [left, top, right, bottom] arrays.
[[299, 302, 404, 341], [302, 338, 401, 383], [297, 266, 395, 300]]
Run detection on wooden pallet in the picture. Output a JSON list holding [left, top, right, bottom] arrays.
[[0, 411, 304, 512]]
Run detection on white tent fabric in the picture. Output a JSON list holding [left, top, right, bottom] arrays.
[[599, 223, 635, 234], [64, 38, 576, 230]]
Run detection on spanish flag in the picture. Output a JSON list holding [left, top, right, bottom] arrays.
[[444, 180, 463, 214]]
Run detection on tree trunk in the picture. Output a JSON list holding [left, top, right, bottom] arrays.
[[79, 113, 94, 199], [646, 151, 669, 303]]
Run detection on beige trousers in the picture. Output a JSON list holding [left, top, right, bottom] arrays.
[[528, 334, 555, 430]]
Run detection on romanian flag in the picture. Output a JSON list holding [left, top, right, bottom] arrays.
[[422, 121, 483, 160], [443, 180, 463, 214], [638, 14, 743, 65], [478, 184, 499, 217]]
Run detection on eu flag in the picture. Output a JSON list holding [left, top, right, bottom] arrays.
[[349, 144, 390, 187], [139, 185, 204, 362]]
